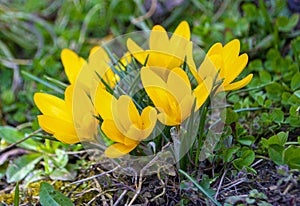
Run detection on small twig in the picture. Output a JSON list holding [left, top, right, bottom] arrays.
[[113, 190, 127, 206], [68, 166, 120, 186], [0, 129, 42, 155], [131, 0, 157, 24], [220, 178, 248, 192], [251, 159, 264, 168], [150, 167, 166, 202], [127, 143, 171, 206], [214, 168, 227, 199], [283, 183, 293, 195]]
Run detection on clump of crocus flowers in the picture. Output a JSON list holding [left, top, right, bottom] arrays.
[[34, 21, 252, 158]]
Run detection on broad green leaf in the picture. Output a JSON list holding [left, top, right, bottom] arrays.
[[233, 149, 255, 170], [6, 153, 42, 183], [265, 82, 283, 101], [268, 144, 284, 165], [237, 136, 255, 146], [259, 70, 271, 84], [276, 14, 299, 32], [291, 72, 300, 91], [271, 109, 284, 123], [283, 146, 300, 170], [39, 182, 74, 206], [221, 108, 238, 124], [267, 132, 288, 146], [224, 146, 240, 162], [0, 126, 41, 151]]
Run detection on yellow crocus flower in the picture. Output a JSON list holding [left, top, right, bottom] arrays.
[[141, 66, 212, 126], [192, 39, 253, 92], [94, 88, 157, 158], [34, 47, 119, 144], [127, 21, 195, 80], [34, 85, 79, 143]]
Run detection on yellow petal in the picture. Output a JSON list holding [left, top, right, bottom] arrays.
[[114, 95, 141, 133], [89, 46, 101, 57], [150, 25, 169, 52], [172, 21, 190, 40], [224, 74, 253, 91], [127, 38, 148, 65], [105, 142, 138, 158], [157, 112, 180, 126], [140, 106, 157, 137], [34, 93, 70, 120], [198, 55, 221, 85], [61, 49, 86, 84], [193, 77, 212, 110], [223, 39, 240, 64], [37, 115, 79, 143], [178, 94, 194, 121], [222, 53, 248, 85], [207, 42, 223, 57], [94, 88, 115, 120], [167, 67, 191, 102], [101, 120, 134, 145]]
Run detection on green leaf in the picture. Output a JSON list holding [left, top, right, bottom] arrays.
[[276, 14, 299, 32], [259, 70, 271, 84], [237, 135, 255, 146], [14, 182, 19, 206], [267, 132, 288, 146], [0, 126, 41, 151], [221, 108, 238, 124], [291, 72, 300, 91], [271, 109, 284, 123], [294, 90, 300, 99], [39, 182, 74, 206], [265, 82, 283, 101], [224, 146, 240, 162], [233, 149, 255, 170], [268, 144, 284, 165], [6, 153, 42, 183], [283, 146, 300, 170]]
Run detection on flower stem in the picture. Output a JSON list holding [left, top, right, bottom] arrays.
[[195, 101, 208, 165]]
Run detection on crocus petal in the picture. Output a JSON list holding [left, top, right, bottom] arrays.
[[34, 93, 70, 120], [37, 115, 79, 143], [178, 94, 194, 121], [223, 74, 253, 91], [193, 77, 213, 110], [222, 53, 248, 85], [167, 67, 191, 102], [102, 119, 139, 145], [105, 142, 138, 158], [207, 42, 223, 57], [172, 21, 190, 40], [114, 95, 142, 133], [157, 113, 180, 126], [150, 25, 169, 52], [94, 88, 115, 120], [223, 39, 240, 64], [127, 38, 148, 65], [61, 49, 86, 84]]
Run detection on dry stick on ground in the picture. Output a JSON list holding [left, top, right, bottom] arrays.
[[113, 190, 128, 206], [68, 166, 120, 186], [127, 142, 171, 206], [214, 168, 228, 200], [150, 167, 166, 202]]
